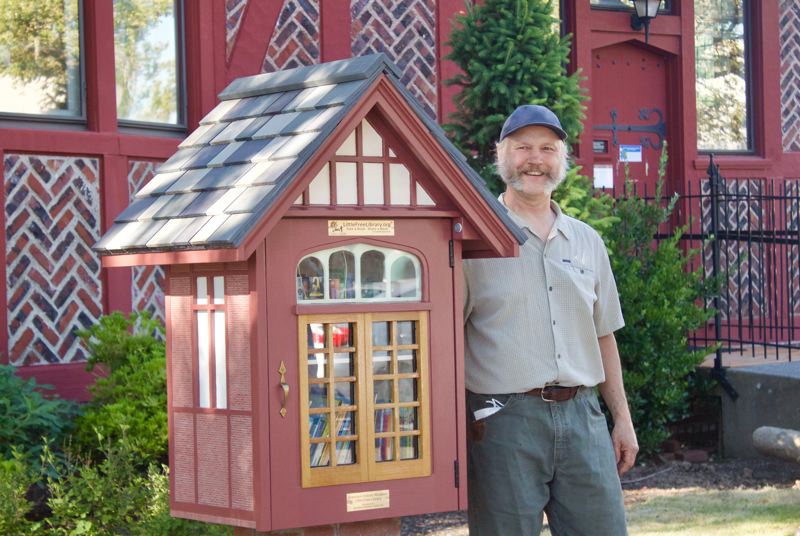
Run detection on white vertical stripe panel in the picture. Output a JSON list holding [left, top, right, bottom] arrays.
[[416, 183, 436, 206], [361, 120, 383, 156], [363, 163, 384, 205], [390, 164, 410, 205], [336, 162, 358, 204], [309, 164, 331, 204], [214, 310, 227, 409], [336, 131, 357, 156], [197, 311, 210, 408]]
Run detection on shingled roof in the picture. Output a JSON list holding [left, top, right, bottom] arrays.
[[95, 54, 525, 257]]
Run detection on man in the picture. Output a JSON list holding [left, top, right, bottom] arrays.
[[463, 104, 638, 535]]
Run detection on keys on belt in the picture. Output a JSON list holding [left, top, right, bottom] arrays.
[[525, 385, 581, 402]]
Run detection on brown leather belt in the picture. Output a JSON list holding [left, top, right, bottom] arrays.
[[525, 385, 581, 402]]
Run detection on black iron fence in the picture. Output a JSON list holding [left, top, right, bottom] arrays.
[[606, 158, 800, 372]]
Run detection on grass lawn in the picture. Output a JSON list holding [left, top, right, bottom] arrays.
[[620, 486, 800, 536]]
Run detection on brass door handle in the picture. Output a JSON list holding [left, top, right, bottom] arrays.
[[279, 361, 289, 417]]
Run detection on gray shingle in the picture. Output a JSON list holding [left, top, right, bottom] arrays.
[[158, 146, 202, 173], [264, 89, 303, 114], [285, 84, 337, 111], [270, 131, 321, 159], [210, 118, 257, 145], [165, 168, 212, 194], [135, 170, 184, 198], [223, 141, 270, 166], [217, 54, 395, 100], [285, 106, 342, 135], [225, 184, 276, 214], [250, 137, 291, 162], [153, 192, 201, 220], [146, 216, 213, 247], [206, 213, 254, 244], [115, 196, 160, 223], [222, 93, 281, 121], [236, 116, 272, 141], [190, 215, 230, 244], [104, 220, 167, 250], [207, 141, 245, 167], [180, 189, 232, 218], [199, 99, 240, 125], [195, 163, 254, 190], [252, 112, 302, 140], [315, 80, 364, 107], [179, 122, 228, 148], [182, 145, 228, 170], [234, 159, 295, 186]]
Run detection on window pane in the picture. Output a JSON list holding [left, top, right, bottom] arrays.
[[396, 321, 416, 345], [399, 407, 417, 432], [336, 440, 356, 465], [375, 437, 393, 462], [590, 0, 671, 11], [372, 350, 391, 375], [374, 380, 393, 403], [114, 0, 181, 124], [196, 276, 208, 304], [310, 442, 330, 467], [695, 0, 749, 151], [360, 251, 385, 299], [213, 275, 224, 304], [308, 382, 328, 407], [399, 378, 417, 403], [399, 436, 418, 460], [329, 251, 355, 299], [309, 413, 329, 438], [297, 257, 324, 301], [334, 381, 354, 406], [391, 257, 418, 298], [397, 349, 416, 373], [375, 408, 393, 432], [0, 0, 82, 116], [336, 412, 355, 437], [214, 310, 226, 409], [197, 311, 210, 408], [372, 321, 389, 346]]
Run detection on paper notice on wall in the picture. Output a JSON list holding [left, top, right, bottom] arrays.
[[619, 144, 643, 162], [593, 165, 614, 189]]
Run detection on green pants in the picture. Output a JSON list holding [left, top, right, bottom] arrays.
[[467, 389, 628, 536]]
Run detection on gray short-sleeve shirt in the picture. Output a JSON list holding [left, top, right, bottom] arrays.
[[463, 199, 624, 394]]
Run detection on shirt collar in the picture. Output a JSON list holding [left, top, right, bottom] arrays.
[[498, 193, 572, 241]]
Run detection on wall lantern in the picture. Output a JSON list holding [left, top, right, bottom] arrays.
[[630, 0, 661, 44]]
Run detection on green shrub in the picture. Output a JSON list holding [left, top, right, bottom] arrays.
[[605, 153, 717, 456], [0, 454, 37, 535], [74, 311, 168, 463], [41, 440, 231, 536], [0, 365, 79, 462]]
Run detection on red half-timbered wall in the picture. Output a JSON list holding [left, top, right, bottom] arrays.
[[4, 0, 800, 397]]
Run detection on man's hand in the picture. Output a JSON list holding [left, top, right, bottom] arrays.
[[612, 419, 638, 475]]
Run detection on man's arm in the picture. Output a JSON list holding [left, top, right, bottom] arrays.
[[597, 333, 638, 475]]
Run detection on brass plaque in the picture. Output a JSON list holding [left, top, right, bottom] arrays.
[[346, 489, 390, 512], [328, 220, 395, 236]]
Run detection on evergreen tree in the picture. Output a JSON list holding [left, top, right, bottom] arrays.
[[445, 0, 587, 193]]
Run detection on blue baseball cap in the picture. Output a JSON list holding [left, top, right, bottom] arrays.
[[499, 105, 568, 141]]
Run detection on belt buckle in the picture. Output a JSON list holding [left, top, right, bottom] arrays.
[[540, 386, 557, 402]]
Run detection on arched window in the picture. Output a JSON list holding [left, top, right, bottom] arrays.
[[297, 257, 324, 300], [296, 245, 422, 303], [391, 257, 417, 298], [360, 250, 385, 299], [329, 251, 355, 299]]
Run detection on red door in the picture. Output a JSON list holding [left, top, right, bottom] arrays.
[[262, 216, 460, 530], [591, 42, 669, 194]]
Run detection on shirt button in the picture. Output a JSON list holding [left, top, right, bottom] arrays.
[[553, 320, 556, 325], [557, 354, 562, 359], [549, 286, 553, 291]]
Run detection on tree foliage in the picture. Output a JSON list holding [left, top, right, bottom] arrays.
[[605, 150, 718, 455], [445, 0, 587, 193]]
